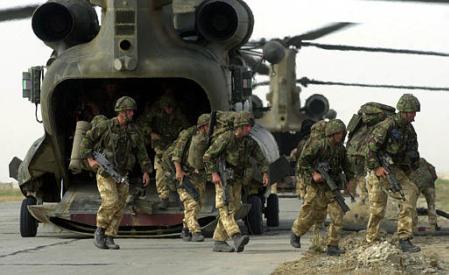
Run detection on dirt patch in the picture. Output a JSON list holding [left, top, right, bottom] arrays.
[[0, 189, 22, 202], [273, 232, 449, 275]]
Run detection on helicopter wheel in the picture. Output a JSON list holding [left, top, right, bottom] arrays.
[[244, 195, 263, 235], [20, 196, 38, 237], [265, 193, 279, 227]]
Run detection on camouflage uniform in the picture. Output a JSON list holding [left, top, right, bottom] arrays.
[[365, 94, 421, 252], [291, 119, 353, 252], [80, 97, 152, 248], [171, 125, 207, 236], [138, 96, 190, 201], [408, 158, 438, 228], [204, 112, 254, 252]]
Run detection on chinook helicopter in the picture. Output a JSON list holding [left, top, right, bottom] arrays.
[[4, 0, 449, 238]]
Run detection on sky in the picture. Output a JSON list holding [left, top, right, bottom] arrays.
[[1, 0, 449, 182]]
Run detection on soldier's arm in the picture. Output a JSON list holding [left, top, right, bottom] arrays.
[[366, 120, 390, 170], [171, 127, 193, 163], [133, 130, 153, 174], [405, 124, 420, 168], [79, 122, 108, 159], [298, 139, 322, 183], [203, 131, 230, 174]]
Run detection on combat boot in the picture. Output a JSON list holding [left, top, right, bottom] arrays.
[[213, 241, 235, 252], [93, 227, 107, 249], [326, 245, 344, 256], [159, 199, 169, 210], [290, 233, 301, 248], [180, 227, 191, 242], [105, 236, 120, 250], [399, 239, 421, 253], [191, 232, 205, 242], [232, 233, 250, 252]]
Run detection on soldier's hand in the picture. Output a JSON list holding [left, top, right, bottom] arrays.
[[212, 172, 222, 186], [87, 158, 99, 169], [176, 169, 186, 183], [312, 171, 323, 183], [374, 167, 388, 177], [262, 173, 270, 187], [142, 172, 150, 187]]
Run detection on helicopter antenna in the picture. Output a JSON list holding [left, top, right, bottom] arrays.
[[300, 42, 449, 58], [34, 103, 43, 123], [297, 77, 449, 92]]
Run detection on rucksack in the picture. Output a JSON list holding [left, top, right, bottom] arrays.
[[346, 102, 395, 156]]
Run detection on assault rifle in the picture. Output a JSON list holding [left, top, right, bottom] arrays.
[[217, 158, 233, 205], [92, 151, 129, 185], [377, 151, 406, 201], [315, 162, 350, 213]]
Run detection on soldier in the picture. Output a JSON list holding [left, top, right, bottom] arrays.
[[409, 158, 439, 230], [80, 96, 152, 249], [365, 93, 421, 253], [172, 114, 211, 242], [138, 94, 190, 209], [290, 119, 353, 256], [204, 112, 269, 252]]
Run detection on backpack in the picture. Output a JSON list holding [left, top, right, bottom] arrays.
[[346, 102, 395, 157], [309, 120, 328, 139]]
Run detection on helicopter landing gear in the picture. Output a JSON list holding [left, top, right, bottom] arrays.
[[20, 196, 38, 237]]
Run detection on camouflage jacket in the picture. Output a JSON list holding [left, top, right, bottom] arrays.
[[203, 129, 269, 177], [240, 136, 269, 174], [137, 103, 190, 153], [298, 137, 353, 186], [80, 118, 152, 175], [408, 158, 437, 190], [171, 126, 196, 168], [366, 113, 419, 170]]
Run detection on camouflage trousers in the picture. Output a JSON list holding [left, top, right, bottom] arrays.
[[177, 173, 206, 233], [213, 182, 241, 241], [155, 156, 170, 200], [96, 173, 129, 236], [413, 187, 437, 227], [296, 176, 306, 199], [366, 168, 419, 242], [291, 183, 344, 246]]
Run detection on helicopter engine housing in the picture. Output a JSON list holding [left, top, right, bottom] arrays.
[[32, 0, 99, 52]]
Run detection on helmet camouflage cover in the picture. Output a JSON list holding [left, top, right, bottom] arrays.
[[396, 93, 420, 112], [114, 96, 137, 112], [234, 111, 255, 128], [159, 96, 175, 108], [325, 119, 346, 136], [197, 113, 210, 127]]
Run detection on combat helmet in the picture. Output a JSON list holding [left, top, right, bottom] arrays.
[[114, 96, 137, 112], [197, 113, 210, 128], [325, 119, 346, 136], [234, 111, 255, 128], [396, 94, 420, 112]]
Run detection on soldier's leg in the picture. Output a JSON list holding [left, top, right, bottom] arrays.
[[155, 156, 170, 202], [212, 184, 248, 252], [232, 180, 243, 214], [107, 182, 129, 236], [421, 187, 438, 227], [326, 197, 344, 247], [96, 174, 120, 232], [291, 184, 327, 239], [365, 171, 388, 243], [177, 187, 192, 241], [394, 169, 419, 240]]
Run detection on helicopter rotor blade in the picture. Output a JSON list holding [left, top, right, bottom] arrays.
[[0, 5, 39, 23], [285, 22, 357, 47], [366, 0, 449, 3]]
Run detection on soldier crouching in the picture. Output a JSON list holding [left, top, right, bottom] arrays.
[[80, 96, 152, 249]]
